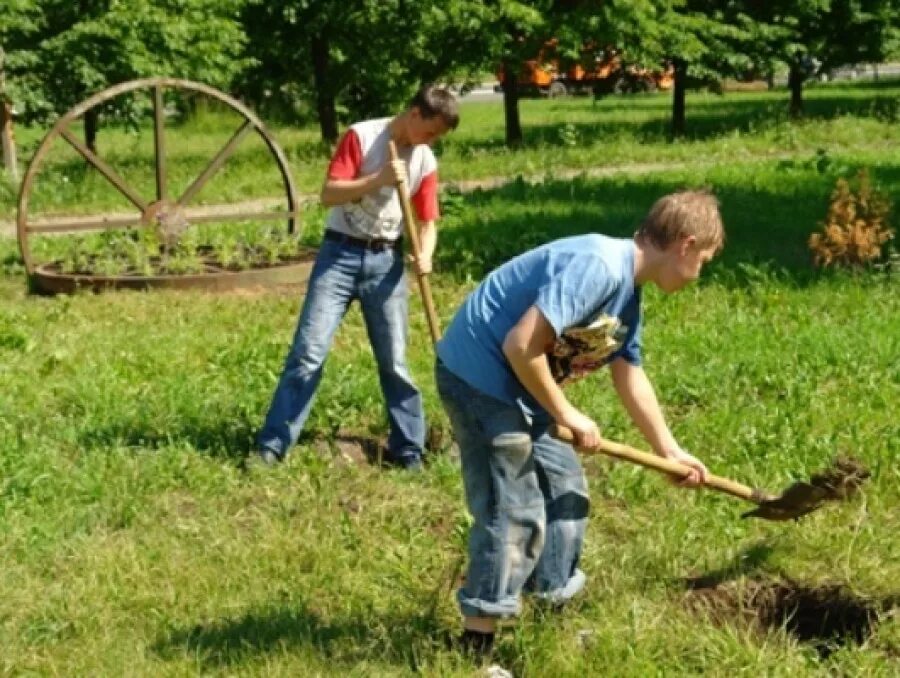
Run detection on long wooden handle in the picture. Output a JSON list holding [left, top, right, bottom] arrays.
[[388, 140, 441, 346], [551, 424, 768, 504]]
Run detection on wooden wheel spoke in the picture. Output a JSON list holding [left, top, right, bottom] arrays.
[[153, 85, 167, 201], [59, 127, 147, 211], [176, 120, 254, 208]]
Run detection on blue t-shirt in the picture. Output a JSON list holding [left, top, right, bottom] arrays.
[[436, 234, 642, 411]]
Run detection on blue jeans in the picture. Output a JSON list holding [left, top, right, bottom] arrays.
[[435, 360, 589, 618], [257, 237, 425, 462]]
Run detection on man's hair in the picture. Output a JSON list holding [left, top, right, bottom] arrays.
[[409, 84, 460, 130], [636, 190, 724, 252]]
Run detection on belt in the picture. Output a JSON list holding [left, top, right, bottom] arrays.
[[324, 230, 401, 252]]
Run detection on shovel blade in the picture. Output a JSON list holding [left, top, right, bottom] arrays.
[[741, 456, 870, 522]]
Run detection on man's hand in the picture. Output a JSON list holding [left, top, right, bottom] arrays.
[[558, 407, 601, 450], [377, 159, 407, 188], [662, 447, 709, 488]]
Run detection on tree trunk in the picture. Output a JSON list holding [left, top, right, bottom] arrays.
[[0, 98, 16, 181], [788, 63, 804, 118], [84, 109, 99, 154], [0, 53, 17, 181], [671, 58, 687, 138], [311, 34, 338, 145], [501, 57, 523, 147]]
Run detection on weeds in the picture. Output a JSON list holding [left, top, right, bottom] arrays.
[[809, 169, 894, 268]]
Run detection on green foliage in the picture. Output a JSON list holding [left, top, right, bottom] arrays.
[[2, 0, 250, 125]]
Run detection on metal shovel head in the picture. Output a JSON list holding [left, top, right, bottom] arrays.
[[742, 456, 870, 521]]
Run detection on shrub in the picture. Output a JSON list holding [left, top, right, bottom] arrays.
[[808, 170, 894, 268]]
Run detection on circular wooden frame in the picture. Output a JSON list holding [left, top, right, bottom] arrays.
[[16, 78, 312, 292]]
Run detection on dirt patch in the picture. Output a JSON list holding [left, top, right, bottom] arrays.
[[684, 577, 895, 656]]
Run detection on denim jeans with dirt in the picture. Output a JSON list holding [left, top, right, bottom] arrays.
[[257, 237, 425, 465], [435, 360, 589, 618]]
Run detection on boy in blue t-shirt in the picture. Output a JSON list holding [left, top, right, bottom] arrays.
[[435, 190, 725, 654]]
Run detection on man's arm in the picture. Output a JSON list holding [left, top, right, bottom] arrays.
[[503, 306, 601, 448], [609, 357, 708, 486]]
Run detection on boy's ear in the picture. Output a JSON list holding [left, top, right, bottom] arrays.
[[678, 234, 697, 255]]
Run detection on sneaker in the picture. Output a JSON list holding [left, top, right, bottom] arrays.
[[400, 455, 424, 472], [246, 449, 280, 470]]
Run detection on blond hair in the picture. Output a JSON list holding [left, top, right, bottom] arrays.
[[636, 190, 724, 252]]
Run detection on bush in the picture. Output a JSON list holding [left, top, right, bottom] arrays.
[[808, 169, 894, 268]]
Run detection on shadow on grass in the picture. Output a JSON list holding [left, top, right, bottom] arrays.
[[76, 412, 259, 463], [682, 541, 776, 590], [435, 158, 900, 286], [153, 600, 443, 670]]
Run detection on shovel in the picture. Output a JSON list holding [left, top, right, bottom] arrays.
[[388, 140, 441, 346], [551, 424, 869, 521]]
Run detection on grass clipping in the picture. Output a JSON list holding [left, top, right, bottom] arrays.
[[809, 169, 894, 268]]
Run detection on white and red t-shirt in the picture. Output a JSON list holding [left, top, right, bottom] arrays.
[[325, 117, 439, 241]]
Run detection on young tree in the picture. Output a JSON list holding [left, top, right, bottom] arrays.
[[743, 0, 900, 116], [0, 0, 43, 179], [612, 1, 757, 137]]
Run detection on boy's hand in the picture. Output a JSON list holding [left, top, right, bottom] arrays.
[[558, 408, 601, 449], [378, 159, 408, 188], [408, 254, 432, 275], [663, 447, 709, 488]]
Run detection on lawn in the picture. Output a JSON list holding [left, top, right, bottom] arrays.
[[0, 81, 898, 676]]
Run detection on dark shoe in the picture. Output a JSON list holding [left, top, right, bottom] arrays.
[[383, 450, 424, 472], [455, 629, 495, 660]]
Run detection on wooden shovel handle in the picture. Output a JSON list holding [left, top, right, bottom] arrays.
[[551, 424, 765, 504], [388, 140, 441, 346]]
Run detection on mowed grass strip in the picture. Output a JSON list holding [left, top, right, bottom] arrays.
[[2, 79, 898, 219]]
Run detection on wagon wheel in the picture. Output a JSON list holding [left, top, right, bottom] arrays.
[[16, 77, 300, 276]]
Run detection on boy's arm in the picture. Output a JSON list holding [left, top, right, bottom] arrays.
[[320, 130, 405, 206], [503, 306, 601, 448], [414, 220, 436, 274], [320, 161, 404, 206], [609, 357, 708, 486]]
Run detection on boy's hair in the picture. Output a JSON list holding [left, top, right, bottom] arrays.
[[409, 84, 460, 130], [636, 190, 724, 252]]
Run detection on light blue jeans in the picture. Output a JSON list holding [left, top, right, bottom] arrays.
[[435, 360, 589, 618], [257, 237, 425, 463]]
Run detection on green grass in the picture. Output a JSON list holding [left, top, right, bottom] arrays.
[[1, 83, 899, 675], [2, 79, 898, 222]]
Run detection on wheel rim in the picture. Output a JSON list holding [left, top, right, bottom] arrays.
[[16, 78, 301, 276]]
